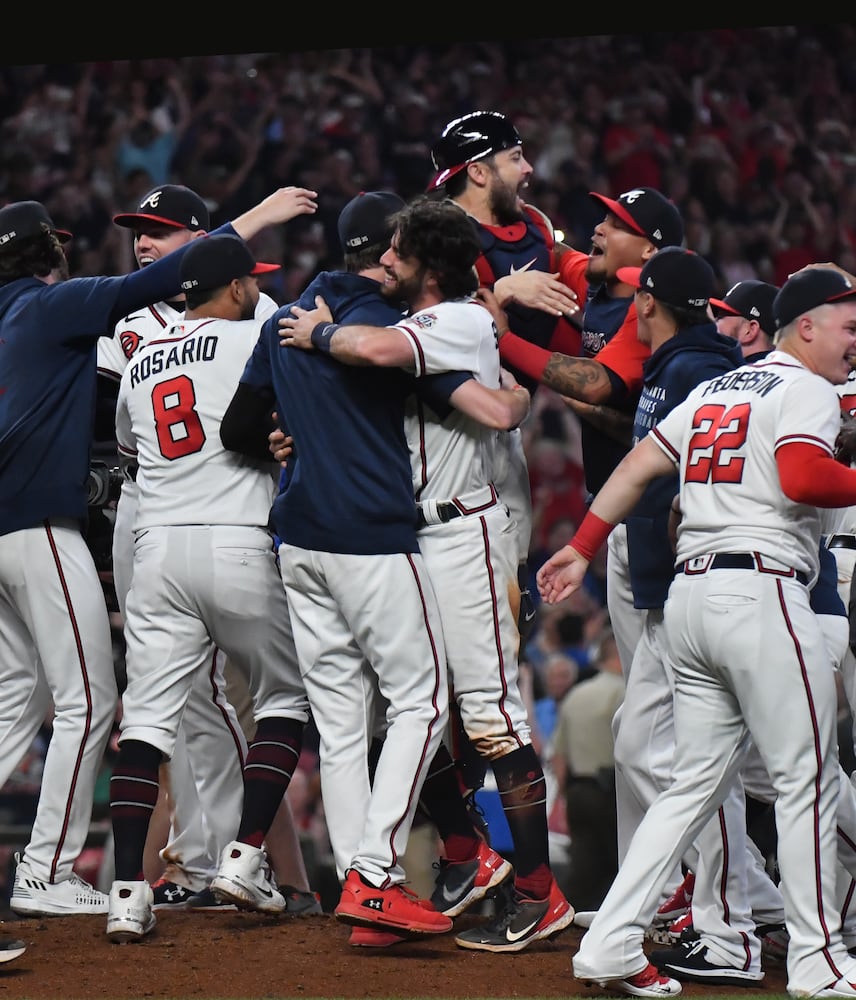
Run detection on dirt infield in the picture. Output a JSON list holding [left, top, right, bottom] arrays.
[[0, 910, 789, 1000]]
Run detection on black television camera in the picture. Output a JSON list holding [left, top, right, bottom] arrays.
[[87, 460, 123, 509]]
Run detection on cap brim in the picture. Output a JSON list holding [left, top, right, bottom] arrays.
[[829, 289, 856, 306], [112, 212, 188, 230], [709, 297, 740, 316], [250, 262, 280, 275], [616, 265, 643, 289], [426, 162, 468, 192], [589, 192, 647, 239]]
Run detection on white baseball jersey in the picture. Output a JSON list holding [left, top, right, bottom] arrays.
[[98, 292, 277, 381], [394, 297, 501, 501], [115, 317, 277, 530], [650, 350, 842, 586], [394, 299, 533, 762]]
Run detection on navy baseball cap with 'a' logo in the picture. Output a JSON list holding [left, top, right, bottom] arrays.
[[113, 185, 210, 232], [616, 246, 715, 309], [179, 234, 279, 293], [589, 187, 684, 248]]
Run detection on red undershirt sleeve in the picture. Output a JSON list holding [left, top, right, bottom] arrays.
[[498, 332, 550, 382], [777, 441, 856, 506]]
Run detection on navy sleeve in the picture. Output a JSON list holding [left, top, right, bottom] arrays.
[[110, 221, 240, 326], [415, 371, 473, 415], [220, 381, 278, 462]]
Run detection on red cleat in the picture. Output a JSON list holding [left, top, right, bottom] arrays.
[[335, 869, 452, 934]]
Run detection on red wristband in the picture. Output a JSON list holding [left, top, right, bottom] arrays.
[[570, 510, 614, 562], [499, 331, 550, 382]]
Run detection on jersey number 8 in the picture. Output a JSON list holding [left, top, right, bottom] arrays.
[[152, 374, 207, 460]]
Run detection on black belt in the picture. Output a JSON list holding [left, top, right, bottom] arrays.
[[416, 501, 462, 530], [680, 553, 809, 587], [826, 534, 856, 551]]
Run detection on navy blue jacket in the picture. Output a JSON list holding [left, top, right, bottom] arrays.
[[240, 271, 465, 555], [626, 323, 743, 608], [0, 221, 238, 536]]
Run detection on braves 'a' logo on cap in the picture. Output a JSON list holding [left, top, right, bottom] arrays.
[[139, 191, 163, 211]]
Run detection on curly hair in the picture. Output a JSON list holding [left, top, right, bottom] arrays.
[[393, 196, 480, 300], [0, 229, 65, 284]]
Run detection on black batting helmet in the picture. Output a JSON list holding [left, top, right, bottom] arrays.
[[427, 111, 523, 191]]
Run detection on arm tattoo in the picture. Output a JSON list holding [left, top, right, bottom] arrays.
[[569, 399, 634, 446], [542, 354, 612, 403]]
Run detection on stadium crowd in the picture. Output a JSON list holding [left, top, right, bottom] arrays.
[[2, 27, 856, 302]]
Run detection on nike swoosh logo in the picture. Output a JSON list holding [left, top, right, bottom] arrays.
[[257, 885, 273, 897], [506, 915, 542, 942], [523, 609, 537, 623], [509, 259, 537, 275]]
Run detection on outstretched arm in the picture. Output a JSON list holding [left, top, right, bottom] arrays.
[[230, 186, 318, 242], [537, 435, 674, 604], [499, 332, 617, 404]]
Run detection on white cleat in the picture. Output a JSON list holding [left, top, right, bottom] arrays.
[[583, 962, 682, 998], [11, 854, 108, 916], [106, 880, 156, 943], [0, 939, 26, 964], [210, 841, 285, 914]]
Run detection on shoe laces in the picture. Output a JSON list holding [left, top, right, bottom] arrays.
[[480, 891, 526, 932], [68, 872, 99, 892]]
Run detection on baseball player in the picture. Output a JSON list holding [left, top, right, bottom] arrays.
[[428, 109, 581, 682], [233, 194, 463, 942], [486, 183, 687, 912], [538, 266, 856, 998], [259, 189, 530, 945], [0, 198, 230, 918], [603, 255, 783, 986], [280, 195, 573, 953], [97, 183, 318, 907], [106, 234, 312, 942], [495, 182, 684, 674]]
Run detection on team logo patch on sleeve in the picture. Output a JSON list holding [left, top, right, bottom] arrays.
[[120, 331, 142, 360], [413, 313, 438, 329]]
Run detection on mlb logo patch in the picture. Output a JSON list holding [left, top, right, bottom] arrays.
[[413, 312, 438, 329]]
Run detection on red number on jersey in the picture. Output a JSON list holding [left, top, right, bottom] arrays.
[[684, 402, 750, 483], [151, 375, 206, 459]]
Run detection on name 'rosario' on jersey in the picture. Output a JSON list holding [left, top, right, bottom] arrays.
[[128, 335, 219, 388]]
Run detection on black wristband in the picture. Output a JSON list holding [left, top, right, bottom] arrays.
[[311, 322, 339, 352]]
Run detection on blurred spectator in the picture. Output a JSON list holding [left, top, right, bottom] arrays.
[[551, 626, 625, 909], [601, 93, 673, 194], [113, 73, 191, 185], [533, 653, 580, 750]]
